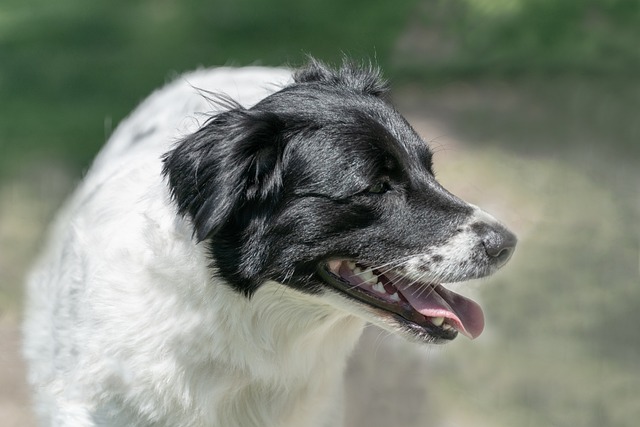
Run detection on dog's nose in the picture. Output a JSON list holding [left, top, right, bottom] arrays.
[[476, 223, 517, 267]]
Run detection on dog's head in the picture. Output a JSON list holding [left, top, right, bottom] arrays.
[[163, 58, 516, 344]]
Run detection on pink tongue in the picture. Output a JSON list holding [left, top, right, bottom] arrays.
[[395, 279, 485, 339]]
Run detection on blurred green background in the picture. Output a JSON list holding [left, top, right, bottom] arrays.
[[1, 0, 639, 426]]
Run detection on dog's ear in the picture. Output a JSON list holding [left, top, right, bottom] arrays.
[[294, 56, 389, 98], [163, 108, 285, 242]]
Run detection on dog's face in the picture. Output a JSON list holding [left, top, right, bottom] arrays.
[[164, 59, 516, 344]]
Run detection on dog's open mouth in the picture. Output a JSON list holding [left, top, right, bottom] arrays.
[[318, 260, 485, 341]]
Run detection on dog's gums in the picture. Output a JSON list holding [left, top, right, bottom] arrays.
[[319, 260, 485, 341]]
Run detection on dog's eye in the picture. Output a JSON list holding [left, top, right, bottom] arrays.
[[368, 181, 390, 194]]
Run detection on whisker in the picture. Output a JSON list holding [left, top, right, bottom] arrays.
[[373, 258, 421, 278], [411, 276, 436, 299], [369, 253, 422, 271], [345, 253, 425, 279], [372, 328, 395, 357]]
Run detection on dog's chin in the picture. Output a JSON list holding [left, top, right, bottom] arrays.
[[316, 259, 486, 344]]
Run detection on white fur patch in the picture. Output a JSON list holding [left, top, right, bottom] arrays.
[[23, 67, 365, 427]]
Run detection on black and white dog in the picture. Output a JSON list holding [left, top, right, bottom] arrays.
[[23, 58, 516, 427]]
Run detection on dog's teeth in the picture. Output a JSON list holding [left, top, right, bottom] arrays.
[[389, 292, 400, 302], [372, 282, 386, 294], [353, 266, 362, 274], [430, 317, 445, 327], [347, 261, 356, 270], [442, 323, 453, 331], [361, 269, 376, 283]]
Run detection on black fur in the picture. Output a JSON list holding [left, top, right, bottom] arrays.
[[163, 58, 478, 297]]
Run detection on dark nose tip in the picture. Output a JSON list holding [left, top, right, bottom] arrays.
[[476, 223, 517, 267]]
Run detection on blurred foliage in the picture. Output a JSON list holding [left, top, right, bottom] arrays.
[[399, 76, 640, 159], [0, 0, 416, 176], [398, 0, 640, 77], [1, 0, 639, 177]]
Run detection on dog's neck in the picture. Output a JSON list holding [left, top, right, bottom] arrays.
[[197, 280, 365, 375], [128, 213, 368, 425], [170, 278, 366, 426]]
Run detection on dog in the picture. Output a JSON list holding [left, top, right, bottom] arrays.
[[23, 58, 516, 427]]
